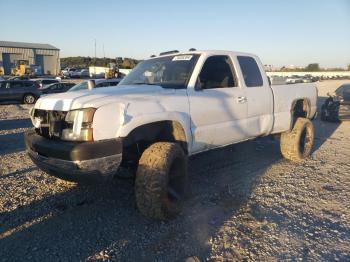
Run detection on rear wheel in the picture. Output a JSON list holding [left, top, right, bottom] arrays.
[[23, 94, 36, 104], [135, 142, 187, 220], [280, 117, 314, 162]]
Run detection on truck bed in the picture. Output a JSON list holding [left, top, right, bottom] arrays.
[[271, 83, 318, 134]]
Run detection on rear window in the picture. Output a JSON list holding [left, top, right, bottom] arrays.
[[237, 56, 263, 87], [10, 82, 24, 88]]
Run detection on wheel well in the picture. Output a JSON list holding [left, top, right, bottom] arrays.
[[121, 121, 188, 169], [291, 99, 310, 126]]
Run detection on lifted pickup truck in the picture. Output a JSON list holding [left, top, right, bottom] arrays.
[[25, 50, 317, 219]]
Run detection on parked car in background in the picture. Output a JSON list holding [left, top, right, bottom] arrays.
[[321, 84, 350, 122], [302, 76, 312, 83], [286, 75, 304, 84], [35, 78, 60, 89], [61, 68, 77, 78], [68, 78, 121, 92], [269, 75, 286, 85], [71, 69, 90, 78], [8, 76, 30, 81], [0, 80, 41, 104], [303, 74, 319, 83], [41, 82, 76, 95]]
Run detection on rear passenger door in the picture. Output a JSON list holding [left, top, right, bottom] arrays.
[[9, 81, 26, 101], [237, 56, 273, 137]]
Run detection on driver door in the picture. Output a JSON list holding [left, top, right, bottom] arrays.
[[187, 55, 248, 153]]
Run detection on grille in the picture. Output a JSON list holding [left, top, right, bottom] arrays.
[[33, 109, 68, 139]]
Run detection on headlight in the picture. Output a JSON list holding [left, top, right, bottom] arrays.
[[61, 108, 96, 141]]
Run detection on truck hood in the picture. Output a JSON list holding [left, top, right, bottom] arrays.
[[34, 84, 175, 111]]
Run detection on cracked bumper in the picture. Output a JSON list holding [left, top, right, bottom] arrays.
[[24, 129, 123, 183]]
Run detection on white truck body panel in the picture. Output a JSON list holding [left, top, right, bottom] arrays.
[[271, 83, 317, 134], [33, 50, 317, 156]]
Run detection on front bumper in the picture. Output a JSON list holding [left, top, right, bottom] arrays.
[[24, 129, 123, 183]]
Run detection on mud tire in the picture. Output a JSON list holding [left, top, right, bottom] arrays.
[[280, 118, 314, 162], [135, 142, 187, 220]]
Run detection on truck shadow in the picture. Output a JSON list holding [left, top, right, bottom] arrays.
[[0, 118, 31, 155], [0, 118, 32, 131], [0, 132, 27, 155]]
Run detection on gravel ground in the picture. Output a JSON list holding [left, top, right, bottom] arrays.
[[0, 80, 349, 261]]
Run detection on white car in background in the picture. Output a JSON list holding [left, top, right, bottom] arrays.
[[71, 69, 90, 78], [286, 75, 304, 84], [61, 68, 77, 78]]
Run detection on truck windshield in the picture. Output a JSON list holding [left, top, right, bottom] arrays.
[[119, 54, 200, 89]]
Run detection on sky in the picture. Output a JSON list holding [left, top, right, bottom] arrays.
[[1, 0, 350, 68]]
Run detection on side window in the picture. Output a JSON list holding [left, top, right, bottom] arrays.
[[24, 82, 34, 87], [96, 82, 110, 88], [0, 82, 7, 89], [49, 84, 58, 90], [237, 56, 263, 87], [198, 56, 236, 89], [10, 82, 24, 89]]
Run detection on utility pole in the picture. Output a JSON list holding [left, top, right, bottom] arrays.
[[103, 44, 105, 66], [94, 39, 97, 66]]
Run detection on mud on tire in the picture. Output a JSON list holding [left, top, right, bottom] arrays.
[[135, 142, 187, 220], [280, 117, 314, 162]]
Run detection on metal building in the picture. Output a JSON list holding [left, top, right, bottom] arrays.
[[0, 41, 60, 75]]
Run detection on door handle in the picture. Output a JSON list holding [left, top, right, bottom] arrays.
[[237, 96, 247, 103]]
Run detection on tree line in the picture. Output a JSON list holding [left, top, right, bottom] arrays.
[[267, 63, 350, 72], [60, 57, 140, 69]]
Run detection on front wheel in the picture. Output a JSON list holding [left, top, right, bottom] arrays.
[[23, 94, 36, 104], [135, 142, 187, 220], [280, 117, 314, 162]]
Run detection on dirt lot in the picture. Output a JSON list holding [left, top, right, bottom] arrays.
[[0, 80, 349, 261]]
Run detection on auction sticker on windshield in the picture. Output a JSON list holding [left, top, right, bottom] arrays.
[[172, 55, 193, 61]]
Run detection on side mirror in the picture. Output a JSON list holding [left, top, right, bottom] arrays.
[[326, 92, 330, 97], [87, 80, 95, 90]]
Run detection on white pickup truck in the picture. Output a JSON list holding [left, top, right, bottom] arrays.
[[25, 50, 317, 219]]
